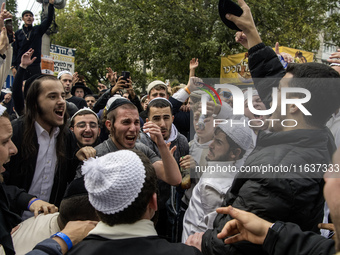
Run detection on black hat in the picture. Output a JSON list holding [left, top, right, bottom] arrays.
[[63, 177, 88, 199], [22, 10, 34, 17], [107, 97, 134, 114], [71, 82, 93, 97], [218, 0, 243, 31]]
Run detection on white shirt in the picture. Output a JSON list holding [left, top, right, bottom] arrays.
[[22, 122, 59, 219], [89, 220, 158, 240], [182, 161, 237, 243]]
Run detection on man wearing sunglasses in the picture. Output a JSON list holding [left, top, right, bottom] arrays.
[[70, 108, 101, 148], [219, 89, 233, 107]]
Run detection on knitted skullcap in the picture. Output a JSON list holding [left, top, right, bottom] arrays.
[[148, 97, 173, 109], [70, 107, 99, 124], [146, 80, 167, 94], [106, 95, 134, 114], [243, 89, 259, 102], [57, 70, 73, 80], [81, 150, 146, 215], [216, 123, 252, 151]]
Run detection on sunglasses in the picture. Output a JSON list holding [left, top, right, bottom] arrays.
[[220, 91, 232, 99]]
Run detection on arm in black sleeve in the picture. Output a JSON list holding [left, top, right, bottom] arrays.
[[12, 66, 27, 115], [11, 32, 19, 68], [93, 89, 111, 113], [264, 222, 335, 255], [248, 43, 286, 109], [169, 96, 190, 134], [38, 3, 55, 34], [3, 184, 35, 212], [129, 94, 143, 113]]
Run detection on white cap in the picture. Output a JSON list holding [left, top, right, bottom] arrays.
[[57, 70, 73, 79], [146, 80, 167, 95], [216, 124, 252, 151], [81, 150, 146, 215]]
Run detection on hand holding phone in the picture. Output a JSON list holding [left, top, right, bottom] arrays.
[[121, 71, 130, 88], [4, 18, 13, 44]]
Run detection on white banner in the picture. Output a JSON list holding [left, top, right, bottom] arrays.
[[50, 44, 76, 75]]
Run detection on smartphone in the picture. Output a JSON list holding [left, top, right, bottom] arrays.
[[4, 18, 14, 44], [218, 0, 243, 31], [121, 71, 130, 81], [121, 71, 130, 88]]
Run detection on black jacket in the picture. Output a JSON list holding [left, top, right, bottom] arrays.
[[68, 235, 202, 255], [169, 96, 192, 141], [3, 117, 79, 209], [11, 4, 54, 68], [263, 221, 335, 255], [0, 183, 35, 255], [202, 43, 336, 255]]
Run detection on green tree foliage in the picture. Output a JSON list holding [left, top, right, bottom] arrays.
[[52, 0, 340, 92]]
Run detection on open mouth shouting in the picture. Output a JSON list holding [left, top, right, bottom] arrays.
[[125, 135, 137, 147], [54, 108, 64, 119]]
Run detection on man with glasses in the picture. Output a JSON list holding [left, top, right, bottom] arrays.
[[70, 108, 101, 148]]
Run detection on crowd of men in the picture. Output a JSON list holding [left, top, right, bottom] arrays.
[[1, 0, 340, 254]]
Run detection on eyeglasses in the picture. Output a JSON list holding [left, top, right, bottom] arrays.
[[74, 121, 98, 129], [220, 91, 232, 99]]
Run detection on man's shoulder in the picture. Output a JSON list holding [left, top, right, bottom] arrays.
[[138, 132, 153, 145], [67, 96, 86, 104], [95, 139, 117, 157], [176, 132, 189, 144], [135, 141, 153, 152], [67, 96, 87, 109]]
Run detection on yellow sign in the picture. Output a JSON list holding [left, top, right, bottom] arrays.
[[220, 47, 314, 82]]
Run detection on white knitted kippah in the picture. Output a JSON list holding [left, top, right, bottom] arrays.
[[216, 123, 252, 151], [57, 70, 73, 79], [81, 150, 146, 215]]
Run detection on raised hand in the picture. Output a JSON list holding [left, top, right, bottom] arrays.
[[20, 48, 37, 68]]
